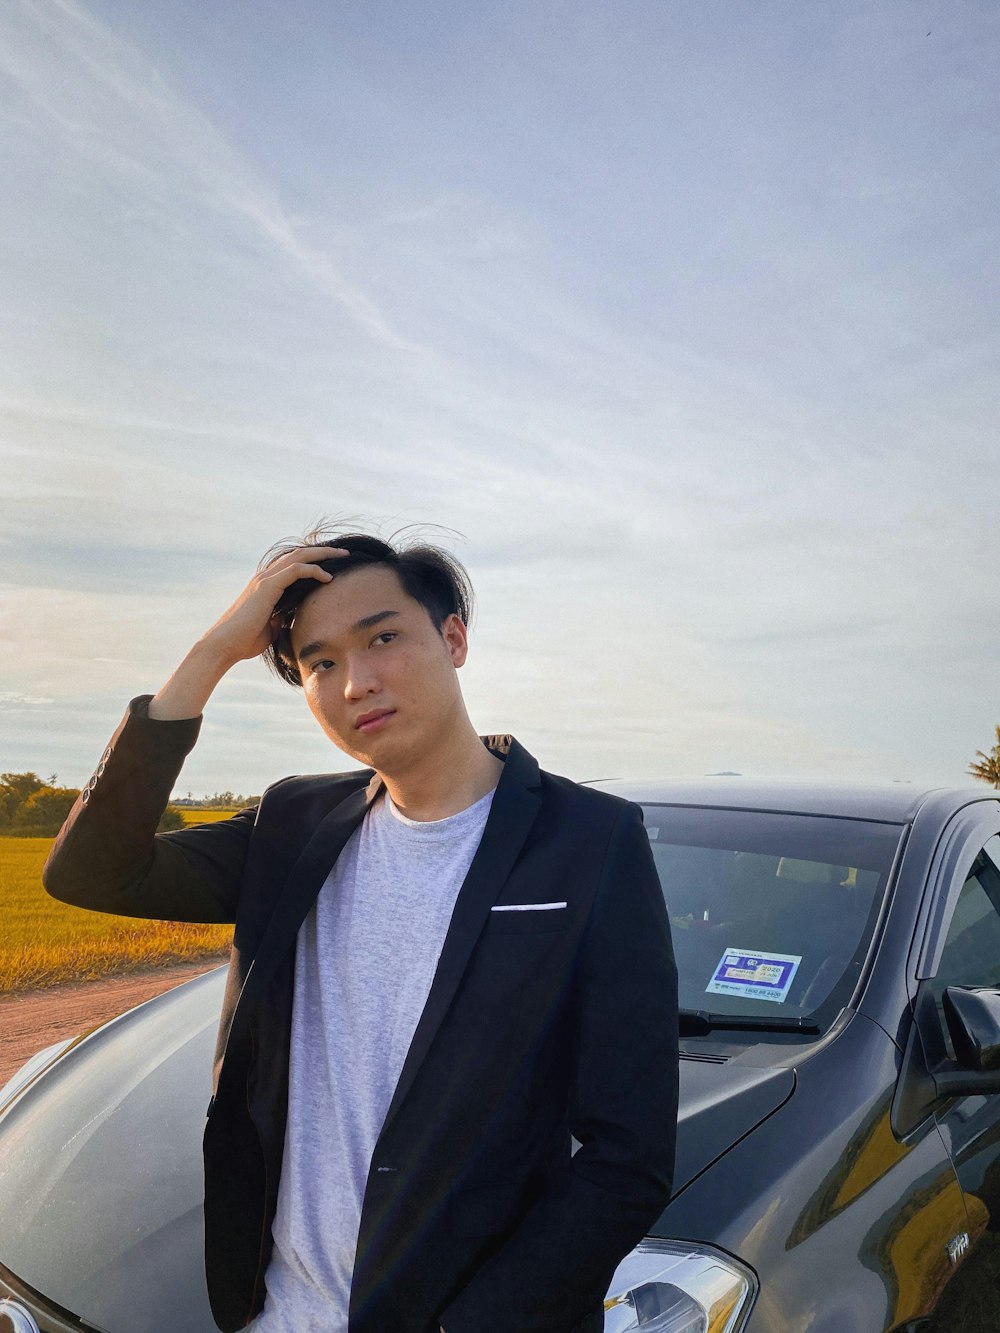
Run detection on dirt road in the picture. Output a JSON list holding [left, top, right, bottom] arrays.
[[0, 960, 224, 1086]]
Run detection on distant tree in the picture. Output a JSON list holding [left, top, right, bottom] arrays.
[[157, 806, 185, 832], [969, 725, 1000, 789], [199, 791, 259, 809], [1, 772, 45, 801], [0, 771, 44, 825], [0, 774, 78, 833], [19, 785, 77, 831]]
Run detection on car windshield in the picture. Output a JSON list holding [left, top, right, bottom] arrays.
[[641, 804, 904, 1029]]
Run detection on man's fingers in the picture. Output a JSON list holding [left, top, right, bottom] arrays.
[[261, 548, 352, 591], [298, 544, 351, 559], [279, 545, 351, 565]]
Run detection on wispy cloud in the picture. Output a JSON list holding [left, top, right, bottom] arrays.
[[0, 0, 415, 353], [0, 690, 54, 707]]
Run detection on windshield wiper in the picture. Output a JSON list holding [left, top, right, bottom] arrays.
[[679, 1007, 821, 1036]]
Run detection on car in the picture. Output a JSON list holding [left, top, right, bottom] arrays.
[[3, 778, 1000, 1332]]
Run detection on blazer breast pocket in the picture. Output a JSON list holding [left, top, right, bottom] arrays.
[[485, 903, 570, 934]]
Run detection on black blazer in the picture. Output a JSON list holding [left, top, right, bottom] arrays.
[[44, 697, 678, 1333]]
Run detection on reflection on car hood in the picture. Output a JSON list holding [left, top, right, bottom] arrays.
[[0, 970, 794, 1332], [0, 967, 224, 1333], [673, 1054, 795, 1196]]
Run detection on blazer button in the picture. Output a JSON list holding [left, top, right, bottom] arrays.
[[96, 761, 106, 776], [81, 788, 91, 805], [103, 747, 113, 761]]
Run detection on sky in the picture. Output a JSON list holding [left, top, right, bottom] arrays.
[[1, 0, 998, 797]]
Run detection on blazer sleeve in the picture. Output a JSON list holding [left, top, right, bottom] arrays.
[[42, 695, 254, 925], [440, 802, 679, 1333]]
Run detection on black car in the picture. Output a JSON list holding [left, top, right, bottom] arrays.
[[3, 779, 1000, 1332]]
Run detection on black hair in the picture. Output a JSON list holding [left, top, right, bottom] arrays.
[[261, 527, 475, 687]]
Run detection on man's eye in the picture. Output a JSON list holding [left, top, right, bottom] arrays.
[[311, 659, 335, 673], [372, 632, 397, 647]]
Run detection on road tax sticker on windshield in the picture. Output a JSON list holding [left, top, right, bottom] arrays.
[[706, 949, 802, 1004]]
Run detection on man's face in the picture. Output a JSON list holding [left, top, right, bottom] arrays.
[[288, 563, 469, 773]]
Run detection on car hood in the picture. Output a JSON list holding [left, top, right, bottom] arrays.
[[0, 968, 223, 1332], [0, 971, 795, 1332], [673, 1052, 795, 1196]]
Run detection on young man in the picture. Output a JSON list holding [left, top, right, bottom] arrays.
[[44, 531, 679, 1333]]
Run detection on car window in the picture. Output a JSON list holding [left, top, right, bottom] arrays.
[[929, 835, 1000, 1062], [641, 805, 903, 1028]]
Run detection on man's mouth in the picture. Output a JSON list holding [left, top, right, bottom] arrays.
[[355, 709, 396, 732]]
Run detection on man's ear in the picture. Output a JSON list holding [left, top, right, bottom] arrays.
[[441, 614, 469, 669]]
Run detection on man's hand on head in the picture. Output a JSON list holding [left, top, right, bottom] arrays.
[[203, 545, 352, 670], [148, 545, 350, 722]]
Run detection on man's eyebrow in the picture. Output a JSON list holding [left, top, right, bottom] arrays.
[[295, 610, 400, 662], [352, 609, 400, 634]]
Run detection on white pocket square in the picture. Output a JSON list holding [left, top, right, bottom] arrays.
[[491, 901, 568, 912]]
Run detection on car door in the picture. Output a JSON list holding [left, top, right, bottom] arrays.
[[912, 827, 1000, 1328]]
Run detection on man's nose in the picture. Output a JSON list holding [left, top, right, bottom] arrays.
[[343, 656, 379, 700]]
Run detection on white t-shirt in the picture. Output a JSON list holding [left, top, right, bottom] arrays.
[[250, 784, 495, 1333]]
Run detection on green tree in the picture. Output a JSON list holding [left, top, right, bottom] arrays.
[[969, 725, 1000, 789], [201, 791, 258, 809], [20, 785, 78, 831], [0, 774, 80, 833], [0, 771, 45, 826]]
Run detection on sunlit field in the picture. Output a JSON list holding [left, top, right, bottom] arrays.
[[0, 812, 235, 992]]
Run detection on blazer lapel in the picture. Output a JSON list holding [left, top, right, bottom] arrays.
[[378, 737, 542, 1138], [238, 775, 381, 1009]]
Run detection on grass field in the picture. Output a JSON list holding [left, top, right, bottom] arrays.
[[178, 808, 237, 825], [0, 811, 236, 992]]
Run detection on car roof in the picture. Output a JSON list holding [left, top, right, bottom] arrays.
[[589, 778, 999, 824]]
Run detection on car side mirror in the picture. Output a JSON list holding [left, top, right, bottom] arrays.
[[945, 987, 1000, 1071], [934, 987, 1000, 1098]]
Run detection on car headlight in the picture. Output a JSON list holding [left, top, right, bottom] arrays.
[[604, 1239, 757, 1332], [0, 1037, 77, 1113]]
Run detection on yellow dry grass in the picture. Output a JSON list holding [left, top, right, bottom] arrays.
[[0, 821, 234, 992], [179, 808, 240, 825]]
